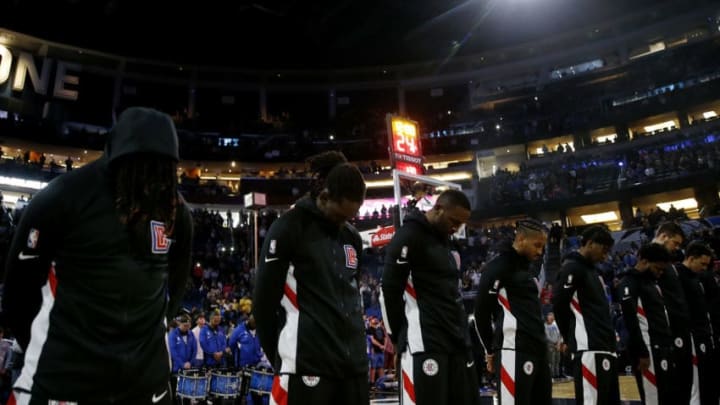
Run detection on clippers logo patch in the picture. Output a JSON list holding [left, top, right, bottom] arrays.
[[660, 359, 668, 371], [269, 239, 277, 255], [700, 343, 706, 353], [523, 361, 534, 375], [302, 376, 320, 387], [602, 359, 611, 371], [675, 338, 684, 348], [150, 221, 170, 254], [344, 245, 358, 269], [451, 250, 461, 270], [422, 359, 439, 376], [27, 228, 39, 249]]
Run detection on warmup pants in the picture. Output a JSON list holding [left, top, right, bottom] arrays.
[[496, 349, 552, 405], [399, 350, 481, 405], [633, 347, 672, 405], [689, 336, 716, 405], [268, 373, 368, 405], [572, 351, 620, 405]]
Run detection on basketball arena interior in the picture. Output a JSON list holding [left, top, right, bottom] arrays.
[[0, 0, 719, 404]]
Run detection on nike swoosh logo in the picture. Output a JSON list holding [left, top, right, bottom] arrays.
[[396, 259, 408, 264], [563, 284, 573, 289], [488, 290, 497, 295], [264, 257, 279, 263], [152, 390, 168, 403], [466, 361, 474, 368], [18, 252, 39, 260]]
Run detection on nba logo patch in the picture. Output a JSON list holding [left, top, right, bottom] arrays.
[[150, 220, 170, 254], [344, 245, 358, 269], [27, 228, 39, 249]]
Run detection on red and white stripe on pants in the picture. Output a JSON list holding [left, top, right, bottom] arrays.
[[580, 352, 600, 404], [499, 350, 516, 405], [269, 374, 290, 405], [400, 351, 417, 405]]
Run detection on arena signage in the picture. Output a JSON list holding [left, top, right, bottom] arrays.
[[0, 44, 81, 101], [386, 115, 424, 175], [369, 225, 395, 248]]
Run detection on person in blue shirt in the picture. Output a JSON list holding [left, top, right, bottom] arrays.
[[169, 315, 197, 373], [228, 315, 263, 369], [200, 310, 230, 368]]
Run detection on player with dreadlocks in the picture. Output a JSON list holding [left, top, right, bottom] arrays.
[[254, 150, 369, 405], [474, 219, 552, 405], [2, 107, 193, 405]]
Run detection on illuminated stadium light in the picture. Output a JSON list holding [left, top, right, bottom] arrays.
[[703, 111, 718, 119], [656, 198, 697, 212], [643, 120, 675, 133], [595, 134, 617, 143], [580, 211, 618, 224], [0, 176, 48, 190]]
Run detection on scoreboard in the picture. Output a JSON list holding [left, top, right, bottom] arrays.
[[386, 115, 424, 175]]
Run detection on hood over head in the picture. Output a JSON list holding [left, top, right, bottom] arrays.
[[105, 107, 180, 163]]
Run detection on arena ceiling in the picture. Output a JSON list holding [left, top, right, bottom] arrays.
[[0, 0, 708, 69]]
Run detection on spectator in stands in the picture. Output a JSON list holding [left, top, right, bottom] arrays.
[[200, 310, 230, 368], [169, 314, 197, 374], [254, 151, 368, 405], [228, 315, 263, 369], [544, 313, 563, 380], [2, 107, 193, 405], [367, 317, 385, 386]]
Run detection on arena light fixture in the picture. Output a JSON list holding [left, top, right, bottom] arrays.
[[0, 176, 48, 190], [656, 198, 697, 211], [703, 111, 717, 119], [580, 211, 618, 224], [643, 120, 675, 133]]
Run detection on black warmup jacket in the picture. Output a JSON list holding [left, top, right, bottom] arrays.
[[553, 252, 616, 353], [3, 107, 193, 401], [677, 264, 714, 343], [699, 270, 720, 347], [474, 244, 546, 355], [657, 262, 691, 342], [617, 269, 673, 359], [381, 210, 470, 354], [253, 196, 367, 378]]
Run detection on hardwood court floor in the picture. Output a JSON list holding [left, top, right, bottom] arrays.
[[552, 375, 640, 401], [371, 375, 642, 405]]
